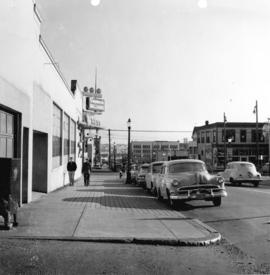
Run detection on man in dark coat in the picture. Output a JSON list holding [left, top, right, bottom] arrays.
[[82, 159, 91, 186], [67, 157, 77, 186]]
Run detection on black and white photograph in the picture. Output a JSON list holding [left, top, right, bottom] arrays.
[[1, 0, 270, 274]]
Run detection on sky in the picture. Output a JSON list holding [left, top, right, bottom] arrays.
[[36, 0, 270, 144]]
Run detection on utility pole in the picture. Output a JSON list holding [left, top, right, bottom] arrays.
[[223, 112, 227, 169], [254, 100, 259, 166], [108, 129, 111, 169]]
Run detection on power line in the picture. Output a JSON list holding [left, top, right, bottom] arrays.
[[100, 129, 192, 133]]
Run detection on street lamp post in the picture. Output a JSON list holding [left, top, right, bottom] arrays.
[[126, 118, 131, 184], [113, 142, 116, 172], [223, 112, 227, 169]]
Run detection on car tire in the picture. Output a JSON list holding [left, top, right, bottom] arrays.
[[229, 177, 234, 185], [157, 188, 163, 201], [254, 182, 259, 187], [213, 197, 222, 207]]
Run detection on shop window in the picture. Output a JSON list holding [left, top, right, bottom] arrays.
[[53, 103, 62, 168], [70, 119, 76, 160], [63, 113, 70, 163]]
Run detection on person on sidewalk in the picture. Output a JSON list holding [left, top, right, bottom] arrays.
[[67, 157, 77, 186], [82, 159, 91, 186]]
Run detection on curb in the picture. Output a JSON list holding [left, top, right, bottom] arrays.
[[1, 218, 221, 247], [2, 232, 221, 246]]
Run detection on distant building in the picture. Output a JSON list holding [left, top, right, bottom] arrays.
[[131, 141, 189, 163], [192, 121, 268, 170]]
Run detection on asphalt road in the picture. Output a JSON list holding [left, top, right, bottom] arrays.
[[0, 239, 258, 275], [176, 182, 270, 269]]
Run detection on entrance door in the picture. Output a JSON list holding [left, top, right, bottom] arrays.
[[32, 131, 48, 193], [22, 127, 29, 203]]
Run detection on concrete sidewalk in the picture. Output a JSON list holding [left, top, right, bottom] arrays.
[[0, 172, 221, 246]]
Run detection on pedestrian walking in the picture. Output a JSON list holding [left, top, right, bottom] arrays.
[[82, 159, 91, 186], [67, 157, 77, 186]]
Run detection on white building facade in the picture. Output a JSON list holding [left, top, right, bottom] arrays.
[[0, 1, 83, 204]]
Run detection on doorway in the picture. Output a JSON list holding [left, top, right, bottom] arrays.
[[32, 131, 48, 193]]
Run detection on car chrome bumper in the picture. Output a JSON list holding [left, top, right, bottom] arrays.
[[231, 178, 261, 183], [170, 189, 227, 201]]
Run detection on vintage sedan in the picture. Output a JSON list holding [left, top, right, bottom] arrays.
[[156, 159, 227, 208], [145, 161, 164, 193], [219, 161, 262, 187], [136, 163, 150, 187]]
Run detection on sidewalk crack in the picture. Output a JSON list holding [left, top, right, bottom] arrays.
[[155, 214, 179, 240], [72, 204, 87, 237]]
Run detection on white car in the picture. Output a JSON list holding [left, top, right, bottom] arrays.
[[136, 163, 150, 187], [145, 161, 164, 193], [220, 161, 262, 187], [155, 159, 227, 208]]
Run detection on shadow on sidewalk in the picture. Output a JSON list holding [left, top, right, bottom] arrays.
[[62, 195, 168, 210], [76, 188, 148, 196]]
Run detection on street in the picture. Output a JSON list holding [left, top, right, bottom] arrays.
[[0, 238, 258, 275], [1, 173, 270, 274], [175, 182, 270, 269]]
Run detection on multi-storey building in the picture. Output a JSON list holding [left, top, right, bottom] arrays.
[[192, 121, 268, 170], [131, 141, 189, 163]]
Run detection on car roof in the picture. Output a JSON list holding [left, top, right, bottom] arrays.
[[151, 161, 165, 166], [164, 159, 205, 165], [228, 161, 254, 165]]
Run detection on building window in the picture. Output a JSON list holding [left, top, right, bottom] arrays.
[[251, 130, 257, 142], [213, 130, 216, 143], [70, 119, 76, 160], [201, 132, 205, 143], [53, 103, 62, 168], [0, 110, 14, 158], [252, 129, 265, 142], [222, 129, 235, 142], [240, 130, 246, 142], [206, 131, 210, 143], [63, 113, 70, 163], [197, 133, 200, 143]]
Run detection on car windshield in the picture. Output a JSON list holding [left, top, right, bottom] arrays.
[[152, 164, 163, 173], [168, 162, 206, 173], [140, 167, 149, 173]]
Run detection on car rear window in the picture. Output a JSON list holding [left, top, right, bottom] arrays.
[[168, 163, 206, 173]]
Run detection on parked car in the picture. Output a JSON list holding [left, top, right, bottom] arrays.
[[260, 162, 270, 175], [136, 163, 150, 187], [219, 161, 262, 187], [145, 161, 164, 193], [155, 159, 227, 208]]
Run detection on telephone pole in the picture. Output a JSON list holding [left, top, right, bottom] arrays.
[[108, 129, 111, 169]]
